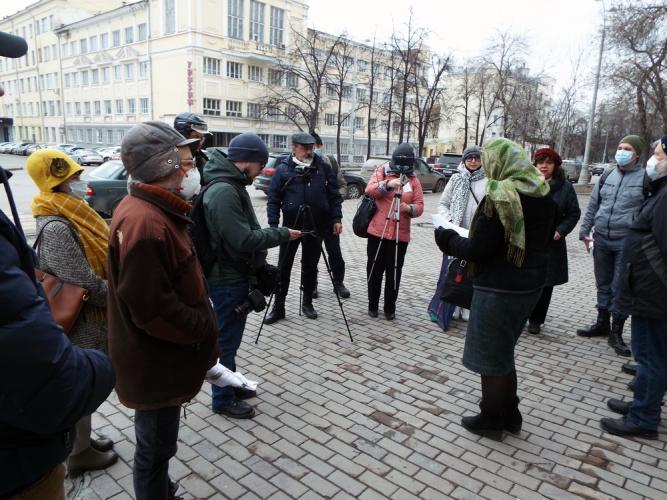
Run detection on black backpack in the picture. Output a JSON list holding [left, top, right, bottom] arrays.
[[189, 177, 248, 276]]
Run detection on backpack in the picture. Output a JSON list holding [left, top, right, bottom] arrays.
[[188, 177, 248, 276], [598, 167, 650, 198]]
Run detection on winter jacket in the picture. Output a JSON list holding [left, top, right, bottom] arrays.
[[579, 164, 646, 240], [202, 149, 290, 285], [267, 154, 343, 230], [322, 153, 347, 199], [437, 169, 487, 229], [34, 215, 108, 351], [437, 194, 557, 293], [107, 184, 218, 411], [615, 176, 667, 321], [0, 209, 114, 498], [365, 166, 425, 243], [544, 176, 581, 286]]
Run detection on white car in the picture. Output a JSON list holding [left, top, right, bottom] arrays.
[[70, 149, 104, 166]]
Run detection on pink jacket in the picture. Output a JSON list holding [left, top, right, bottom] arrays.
[[365, 166, 425, 242]]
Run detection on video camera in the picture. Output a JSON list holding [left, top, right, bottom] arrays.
[[389, 143, 416, 176]]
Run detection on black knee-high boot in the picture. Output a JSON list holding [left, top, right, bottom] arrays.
[[461, 374, 515, 441]]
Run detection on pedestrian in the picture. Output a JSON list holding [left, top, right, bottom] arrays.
[[601, 137, 667, 439], [0, 171, 115, 500], [310, 131, 350, 299], [174, 111, 212, 182], [435, 138, 556, 441], [107, 121, 219, 499], [577, 135, 648, 357], [526, 147, 581, 334], [25, 149, 118, 475], [365, 143, 425, 321], [202, 133, 301, 419], [428, 145, 486, 326], [265, 132, 343, 324]]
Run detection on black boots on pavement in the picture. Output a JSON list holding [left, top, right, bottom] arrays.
[[608, 318, 631, 356], [264, 296, 285, 324], [577, 309, 631, 356], [576, 309, 610, 337], [301, 291, 318, 319]]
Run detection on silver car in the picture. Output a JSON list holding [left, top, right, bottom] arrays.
[[359, 156, 446, 193], [70, 149, 104, 166]]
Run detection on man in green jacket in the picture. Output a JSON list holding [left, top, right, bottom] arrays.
[[203, 133, 301, 419]]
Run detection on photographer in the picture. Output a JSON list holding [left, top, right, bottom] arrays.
[[174, 112, 211, 182], [203, 133, 300, 419], [265, 132, 343, 324]]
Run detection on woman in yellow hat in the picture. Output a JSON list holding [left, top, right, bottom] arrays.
[[26, 149, 118, 476]]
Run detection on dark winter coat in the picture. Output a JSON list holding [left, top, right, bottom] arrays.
[[202, 149, 290, 285], [436, 194, 557, 293], [267, 154, 343, 230], [107, 184, 218, 410], [0, 210, 114, 497], [615, 176, 667, 321], [545, 176, 581, 286]]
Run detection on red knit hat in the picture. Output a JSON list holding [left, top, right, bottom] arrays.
[[534, 147, 562, 167]]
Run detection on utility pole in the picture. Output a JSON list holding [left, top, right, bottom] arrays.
[[578, 0, 606, 186]]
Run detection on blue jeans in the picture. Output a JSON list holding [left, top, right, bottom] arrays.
[[209, 282, 249, 408], [133, 406, 181, 500], [593, 233, 627, 319], [629, 316, 667, 429]]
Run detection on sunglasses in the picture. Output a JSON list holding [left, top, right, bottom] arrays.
[[465, 155, 481, 162]]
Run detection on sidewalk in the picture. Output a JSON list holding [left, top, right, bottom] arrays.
[[68, 191, 667, 500]]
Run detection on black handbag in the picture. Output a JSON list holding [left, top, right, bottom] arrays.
[[440, 258, 473, 308], [352, 194, 377, 238]]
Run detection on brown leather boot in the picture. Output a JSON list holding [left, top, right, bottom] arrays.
[[67, 447, 118, 477]]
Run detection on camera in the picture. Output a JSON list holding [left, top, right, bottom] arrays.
[[235, 288, 267, 317], [294, 163, 317, 176], [389, 162, 415, 175]]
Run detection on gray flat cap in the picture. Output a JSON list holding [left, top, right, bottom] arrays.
[[291, 132, 316, 145]]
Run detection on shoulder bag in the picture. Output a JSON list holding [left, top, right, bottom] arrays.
[[352, 167, 384, 238]]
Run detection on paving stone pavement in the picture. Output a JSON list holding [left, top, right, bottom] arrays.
[[67, 189, 667, 499]]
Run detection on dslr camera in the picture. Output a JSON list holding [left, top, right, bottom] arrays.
[[234, 263, 279, 317], [235, 288, 267, 317], [293, 163, 317, 176]]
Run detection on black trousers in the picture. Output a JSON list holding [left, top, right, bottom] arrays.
[[366, 235, 408, 314], [277, 235, 321, 298], [529, 286, 554, 325], [322, 231, 345, 282]]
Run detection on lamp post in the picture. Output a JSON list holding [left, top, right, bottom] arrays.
[[578, 0, 607, 185]]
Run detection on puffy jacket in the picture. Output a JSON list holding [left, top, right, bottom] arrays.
[[202, 149, 290, 285], [267, 154, 343, 230], [615, 176, 667, 320], [579, 164, 646, 240], [0, 210, 114, 497]]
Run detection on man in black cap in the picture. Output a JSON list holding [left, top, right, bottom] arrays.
[[202, 133, 301, 418], [174, 112, 211, 181], [265, 132, 343, 323]]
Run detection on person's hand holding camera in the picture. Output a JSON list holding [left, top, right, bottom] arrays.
[[288, 229, 302, 240], [333, 223, 343, 235], [387, 178, 402, 190]]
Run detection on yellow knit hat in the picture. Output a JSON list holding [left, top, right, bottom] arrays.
[[26, 149, 83, 193]]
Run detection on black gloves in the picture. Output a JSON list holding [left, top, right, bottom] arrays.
[[434, 227, 458, 253]]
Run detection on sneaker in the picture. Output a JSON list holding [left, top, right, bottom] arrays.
[[212, 399, 255, 419], [460, 308, 470, 322]]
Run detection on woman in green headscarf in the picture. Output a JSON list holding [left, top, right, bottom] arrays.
[[435, 138, 557, 441]]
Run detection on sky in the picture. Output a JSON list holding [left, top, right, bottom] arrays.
[[2, 0, 604, 91]]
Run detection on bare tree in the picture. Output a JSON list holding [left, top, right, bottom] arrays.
[[364, 37, 380, 159], [329, 38, 355, 166]]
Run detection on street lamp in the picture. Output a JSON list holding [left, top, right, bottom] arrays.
[[578, 0, 607, 186]]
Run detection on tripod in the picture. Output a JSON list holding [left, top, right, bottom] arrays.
[[256, 172, 353, 343]]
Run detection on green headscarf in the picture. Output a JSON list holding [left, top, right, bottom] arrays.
[[481, 138, 550, 266]]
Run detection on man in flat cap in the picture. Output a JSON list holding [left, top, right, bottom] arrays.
[[107, 121, 219, 499], [265, 132, 343, 323]]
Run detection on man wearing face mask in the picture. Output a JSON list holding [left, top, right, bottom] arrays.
[[201, 133, 301, 419], [174, 112, 212, 183], [578, 135, 649, 357], [107, 121, 219, 499], [265, 132, 343, 324]]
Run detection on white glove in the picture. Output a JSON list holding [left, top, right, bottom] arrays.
[[205, 362, 258, 391]]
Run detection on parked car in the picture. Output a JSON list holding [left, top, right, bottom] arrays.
[[589, 163, 611, 176], [562, 160, 582, 183], [433, 153, 463, 179], [0, 142, 19, 154], [25, 143, 47, 156], [56, 144, 79, 153], [359, 156, 446, 193], [70, 148, 104, 166], [82, 160, 129, 217], [96, 146, 121, 162], [253, 153, 368, 199], [11, 143, 33, 155]]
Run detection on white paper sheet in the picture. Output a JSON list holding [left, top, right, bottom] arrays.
[[431, 214, 469, 238]]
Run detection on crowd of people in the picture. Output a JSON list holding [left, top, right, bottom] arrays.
[[2, 110, 666, 498]]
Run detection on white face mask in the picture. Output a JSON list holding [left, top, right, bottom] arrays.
[[68, 180, 87, 199], [179, 168, 201, 200], [646, 155, 658, 169]]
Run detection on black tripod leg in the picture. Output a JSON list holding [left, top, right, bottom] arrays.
[[319, 244, 354, 342], [255, 291, 274, 344]]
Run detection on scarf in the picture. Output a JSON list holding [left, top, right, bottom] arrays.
[[32, 192, 110, 279], [478, 138, 550, 266], [133, 182, 193, 214], [448, 164, 485, 227]]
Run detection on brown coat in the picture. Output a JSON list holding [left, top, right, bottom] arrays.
[[107, 184, 218, 410]]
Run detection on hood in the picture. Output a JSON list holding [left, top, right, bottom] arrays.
[[203, 147, 252, 186]]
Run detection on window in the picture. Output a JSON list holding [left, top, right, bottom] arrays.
[[89, 35, 98, 52], [203, 98, 221, 116], [341, 115, 350, 127], [87, 129, 93, 143], [357, 59, 367, 72], [249, 0, 265, 43], [62, 43, 70, 57], [285, 72, 298, 89], [164, 0, 175, 34], [107, 130, 113, 144], [64, 73, 71, 88], [75, 102, 81, 115], [325, 113, 336, 126], [140, 97, 149, 114], [227, 61, 242, 79], [104, 100, 112, 114], [268, 69, 282, 86], [112, 30, 121, 47], [369, 118, 377, 129], [271, 135, 287, 149], [84, 101, 91, 115], [326, 84, 336, 97], [91, 69, 99, 85], [248, 65, 263, 82], [258, 134, 269, 144], [115, 99, 123, 114], [49, 101, 55, 116], [114, 65, 122, 81], [139, 61, 149, 79], [356, 88, 367, 102], [137, 23, 147, 41], [203, 57, 220, 75], [79, 39, 87, 54], [342, 85, 352, 98], [100, 33, 109, 49], [44, 45, 51, 61], [124, 63, 135, 80], [66, 102, 72, 115], [354, 116, 364, 129], [247, 102, 262, 118], [81, 70, 89, 86], [97, 129, 103, 144], [94, 101, 101, 115], [226, 100, 242, 117], [269, 7, 284, 47], [127, 98, 136, 113], [102, 67, 110, 83], [228, 0, 244, 39], [125, 27, 134, 44]]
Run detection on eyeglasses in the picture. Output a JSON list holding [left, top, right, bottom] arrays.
[[465, 155, 481, 162]]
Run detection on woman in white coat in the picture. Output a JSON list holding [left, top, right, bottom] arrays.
[[428, 146, 487, 326]]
